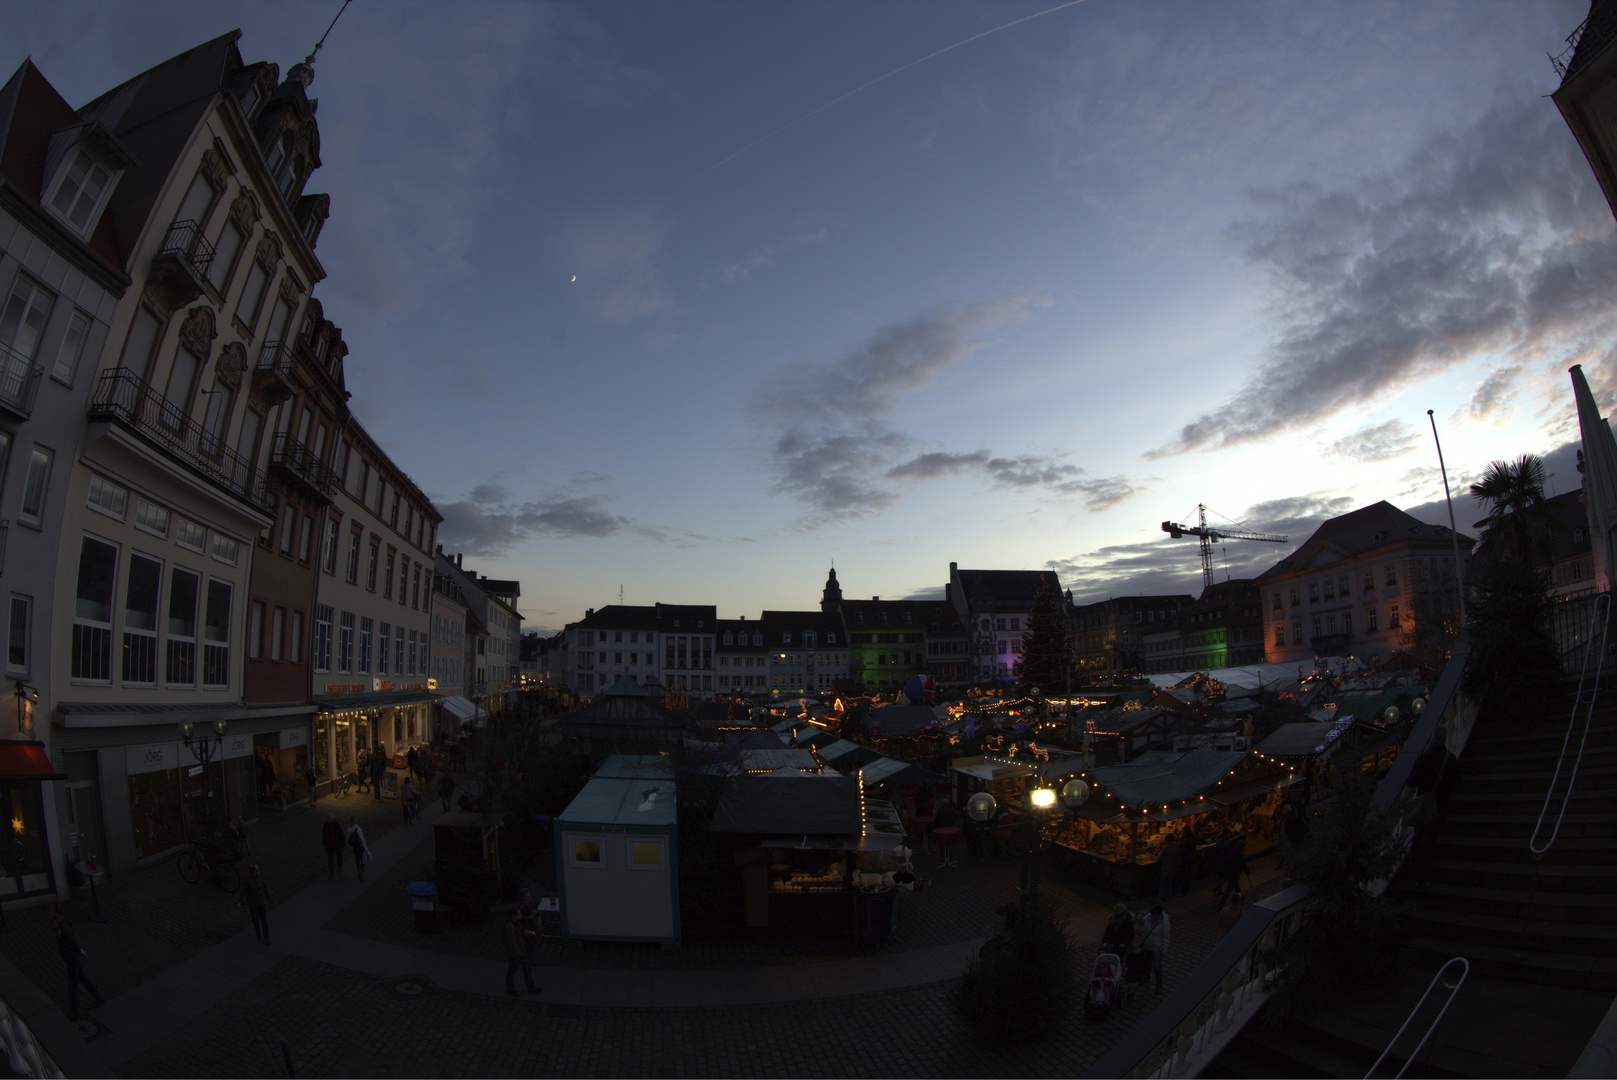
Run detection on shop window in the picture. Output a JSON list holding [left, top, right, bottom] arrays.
[[571, 837, 601, 865], [629, 839, 663, 868], [128, 766, 183, 860]]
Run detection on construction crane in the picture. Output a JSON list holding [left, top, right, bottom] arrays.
[[1161, 504, 1288, 589]]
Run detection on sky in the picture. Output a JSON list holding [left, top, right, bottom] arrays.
[[5, 0, 1612, 633]]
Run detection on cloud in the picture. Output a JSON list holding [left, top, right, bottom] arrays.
[[752, 293, 1138, 520], [566, 209, 673, 323], [1454, 367, 1520, 424], [1325, 420, 1418, 463], [1152, 98, 1617, 457], [719, 222, 839, 284]]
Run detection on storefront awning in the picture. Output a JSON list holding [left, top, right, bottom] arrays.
[[441, 695, 490, 721], [312, 690, 441, 713], [0, 743, 64, 780], [55, 701, 315, 728]]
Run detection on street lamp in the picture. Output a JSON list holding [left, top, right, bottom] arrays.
[[179, 719, 228, 841], [1020, 778, 1091, 900]]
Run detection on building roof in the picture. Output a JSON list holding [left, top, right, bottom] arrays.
[[709, 773, 861, 835], [952, 568, 1067, 613], [1257, 501, 1473, 581], [759, 610, 844, 638], [568, 605, 660, 631], [1085, 750, 1249, 809]]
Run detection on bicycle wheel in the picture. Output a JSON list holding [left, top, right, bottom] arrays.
[[215, 861, 241, 893], [178, 851, 201, 883]]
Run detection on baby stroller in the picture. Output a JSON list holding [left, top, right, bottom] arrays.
[[1085, 950, 1130, 1020]]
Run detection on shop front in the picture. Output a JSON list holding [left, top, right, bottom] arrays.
[[310, 690, 443, 798], [0, 742, 65, 900], [255, 727, 309, 810]]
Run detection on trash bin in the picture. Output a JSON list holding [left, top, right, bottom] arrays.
[[407, 881, 439, 933], [857, 885, 895, 948]]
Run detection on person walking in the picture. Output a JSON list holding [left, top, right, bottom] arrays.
[[1176, 825, 1198, 896], [438, 771, 456, 814], [354, 748, 371, 794], [348, 817, 370, 882], [1101, 903, 1134, 952], [1217, 892, 1244, 941], [1139, 904, 1171, 992], [1223, 848, 1251, 900], [321, 813, 346, 878], [370, 743, 388, 802], [406, 745, 421, 784], [52, 902, 103, 1020], [240, 864, 272, 944], [502, 907, 542, 997], [517, 887, 541, 965], [1156, 835, 1178, 905], [400, 778, 421, 823]]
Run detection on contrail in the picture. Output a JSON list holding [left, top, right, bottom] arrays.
[[693, 0, 1090, 182]]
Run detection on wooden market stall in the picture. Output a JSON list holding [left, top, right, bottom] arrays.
[[554, 755, 680, 944]]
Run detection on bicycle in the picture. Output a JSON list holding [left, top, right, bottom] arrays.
[[177, 839, 242, 892], [334, 772, 353, 798]]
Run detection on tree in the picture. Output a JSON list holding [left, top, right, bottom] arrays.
[[1468, 454, 1559, 566], [1462, 556, 1561, 714], [1016, 579, 1075, 696], [950, 896, 1078, 1044]]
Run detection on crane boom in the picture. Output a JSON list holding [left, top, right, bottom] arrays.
[[1160, 504, 1287, 589]]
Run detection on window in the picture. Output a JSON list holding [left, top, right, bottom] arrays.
[[278, 510, 295, 555], [48, 151, 110, 232], [1388, 603, 1401, 629], [405, 505, 413, 542], [176, 517, 205, 552], [166, 568, 199, 686], [211, 534, 238, 565], [412, 565, 421, 609], [87, 474, 127, 519], [172, 171, 217, 236], [1385, 564, 1397, 587], [398, 557, 409, 604], [1338, 575, 1350, 597], [271, 607, 285, 661], [360, 617, 373, 673], [366, 539, 379, 591], [123, 553, 161, 684], [1274, 625, 1284, 646], [629, 839, 662, 868], [383, 549, 396, 598], [1272, 592, 1281, 611], [51, 311, 90, 385], [203, 580, 231, 687], [408, 630, 417, 675], [394, 626, 404, 675], [321, 519, 339, 574], [135, 499, 170, 537], [1344, 613, 1353, 637], [1367, 606, 1378, 632], [379, 621, 390, 673], [1326, 614, 1338, 635], [571, 839, 601, 865], [313, 604, 332, 672], [7, 596, 28, 671], [357, 461, 370, 503], [1311, 618, 1322, 639], [827, 631, 836, 644], [1309, 582, 1320, 603], [200, 385, 234, 457], [336, 612, 355, 673], [290, 610, 304, 662], [18, 448, 51, 526], [234, 260, 270, 331], [249, 600, 265, 659], [71, 536, 117, 681], [1322, 579, 1334, 600], [209, 222, 244, 291], [1293, 622, 1302, 643], [390, 491, 400, 529], [345, 528, 361, 584]]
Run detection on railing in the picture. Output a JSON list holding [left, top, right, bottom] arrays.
[[1550, 590, 1615, 674], [1086, 630, 1474, 1079], [0, 983, 61, 1078], [1531, 592, 1611, 856], [155, 219, 215, 280], [1365, 957, 1469, 1079], [0, 946, 108, 1077], [87, 368, 271, 512], [255, 339, 297, 382], [268, 432, 338, 500], [0, 341, 41, 419]]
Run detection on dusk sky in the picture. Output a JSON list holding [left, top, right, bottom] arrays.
[[5, 0, 1609, 632]]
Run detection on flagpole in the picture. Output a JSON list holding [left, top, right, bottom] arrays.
[[1427, 409, 1469, 627]]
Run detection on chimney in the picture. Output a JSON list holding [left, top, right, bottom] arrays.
[[873, 596, 879, 601], [456, 553, 463, 568], [587, 608, 594, 617], [945, 582, 952, 602], [950, 561, 957, 573]]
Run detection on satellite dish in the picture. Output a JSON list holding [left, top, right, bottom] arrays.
[[965, 792, 996, 822], [1061, 778, 1089, 809]]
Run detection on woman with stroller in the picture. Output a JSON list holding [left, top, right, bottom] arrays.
[[1101, 903, 1134, 952]]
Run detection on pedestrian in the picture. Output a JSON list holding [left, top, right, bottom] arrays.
[[1156, 835, 1178, 905], [517, 887, 541, 964], [1176, 825, 1198, 896], [401, 778, 420, 823], [422, 751, 437, 788], [240, 864, 272, 944], [52, 902, 103, 1020], [406, 745, 421, 783], [1101, 903, 1134, 952], [1139, 903, 1171, 992], [1217, 891, 1244, 941], [1213, 835, 1232, 900], [355, 748, 371, 793], [502, 907, 542, 997], [438, 770, 456, 814], [1223, 848, 1251, 899], [371, 743, 388, 802], [348, 817, 370, 882], [321, 813, 346, 878]]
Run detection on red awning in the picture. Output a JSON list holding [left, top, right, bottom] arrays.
[[0, 743, 64, 781]]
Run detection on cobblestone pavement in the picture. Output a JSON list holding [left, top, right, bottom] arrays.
[[124, 871, 1289, 1079], [1, 788, 411, 1009]]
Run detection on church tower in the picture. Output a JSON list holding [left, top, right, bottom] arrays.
[[820, 567, 843, 614]]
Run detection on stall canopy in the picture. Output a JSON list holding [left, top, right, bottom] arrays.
[[0, 743, 64, 780], [563, 758, 677, 824], [865, 704, 945, 738], [705, 748, 820, 776], [442, 696, 490, 723], [793, 728, 840, 750], [857, 756, 948, 788], [1259, 721, 1351, 759], [1085, 750, 1248, 810], [710, 773, 860, 835], [816, 739, 885, 768]]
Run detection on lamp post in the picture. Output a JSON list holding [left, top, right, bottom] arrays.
[[180, 719, 228, 842], [1020, 778, 1090, 900]]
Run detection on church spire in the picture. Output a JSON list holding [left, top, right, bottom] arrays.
[[821, 567, 843, 614]]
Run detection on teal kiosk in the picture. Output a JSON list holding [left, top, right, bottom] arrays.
[[555, 755, 680, 944]]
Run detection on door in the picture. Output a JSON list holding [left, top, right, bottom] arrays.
[[65, 781, 104, 866]]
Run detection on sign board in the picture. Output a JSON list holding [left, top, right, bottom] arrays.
[[280, 727, 307, 748], [221, 733, 254, 760], [427, 678, 438, 691], [127, 742, 179, 776]]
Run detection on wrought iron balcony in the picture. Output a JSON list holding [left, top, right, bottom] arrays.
[[150, 219, 215, 307], [252, 340, 297, 407], [87, 368, 271, 513], [269, 432, 338, 502], [0, 342, 41, 421]]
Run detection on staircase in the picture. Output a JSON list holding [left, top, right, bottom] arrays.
[[1206, 690, 1617, 1077]]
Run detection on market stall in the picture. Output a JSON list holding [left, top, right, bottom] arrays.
[[1041, 750, 1298, 897], [555, 755, 679, 944]]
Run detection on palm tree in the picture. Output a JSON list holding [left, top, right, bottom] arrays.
[[1468, 454, 1559, 567]]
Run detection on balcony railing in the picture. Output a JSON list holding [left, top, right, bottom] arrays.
[[156, 219, 215, 280], [269, 432, 338, 501], [0, 341, 42, 420], [252, 340, 297, 407], [87, 368, 271, 513]]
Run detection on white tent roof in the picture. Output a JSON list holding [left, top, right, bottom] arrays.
[[1146, 656, 1366, 692]]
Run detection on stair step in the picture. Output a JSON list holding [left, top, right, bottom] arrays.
[[1462, 749, 1617, 772], [1425, 859, 1617, 893], [1451, 770, 1617, 795], [1400, 881, 1617, 923], [1441, 813, 1617, 841], [1432, 834, 1617, 864], [1411, 934, 1617, 990], [1408, 909, 1617, 955]]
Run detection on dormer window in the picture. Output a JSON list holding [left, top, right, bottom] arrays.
[[279, 158, 303, 199], [239, 83, 260, 120], [264, 133, 288, 180], [49, 151, 110, 233]]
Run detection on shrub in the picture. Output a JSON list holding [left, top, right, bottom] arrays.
[[949, 897, 1078, 1044]]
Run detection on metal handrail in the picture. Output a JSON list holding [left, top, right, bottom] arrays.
[[1530, 592, 1611, 856], [156, 219, 216, 279], [1364, 957, 1469, 1079]]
